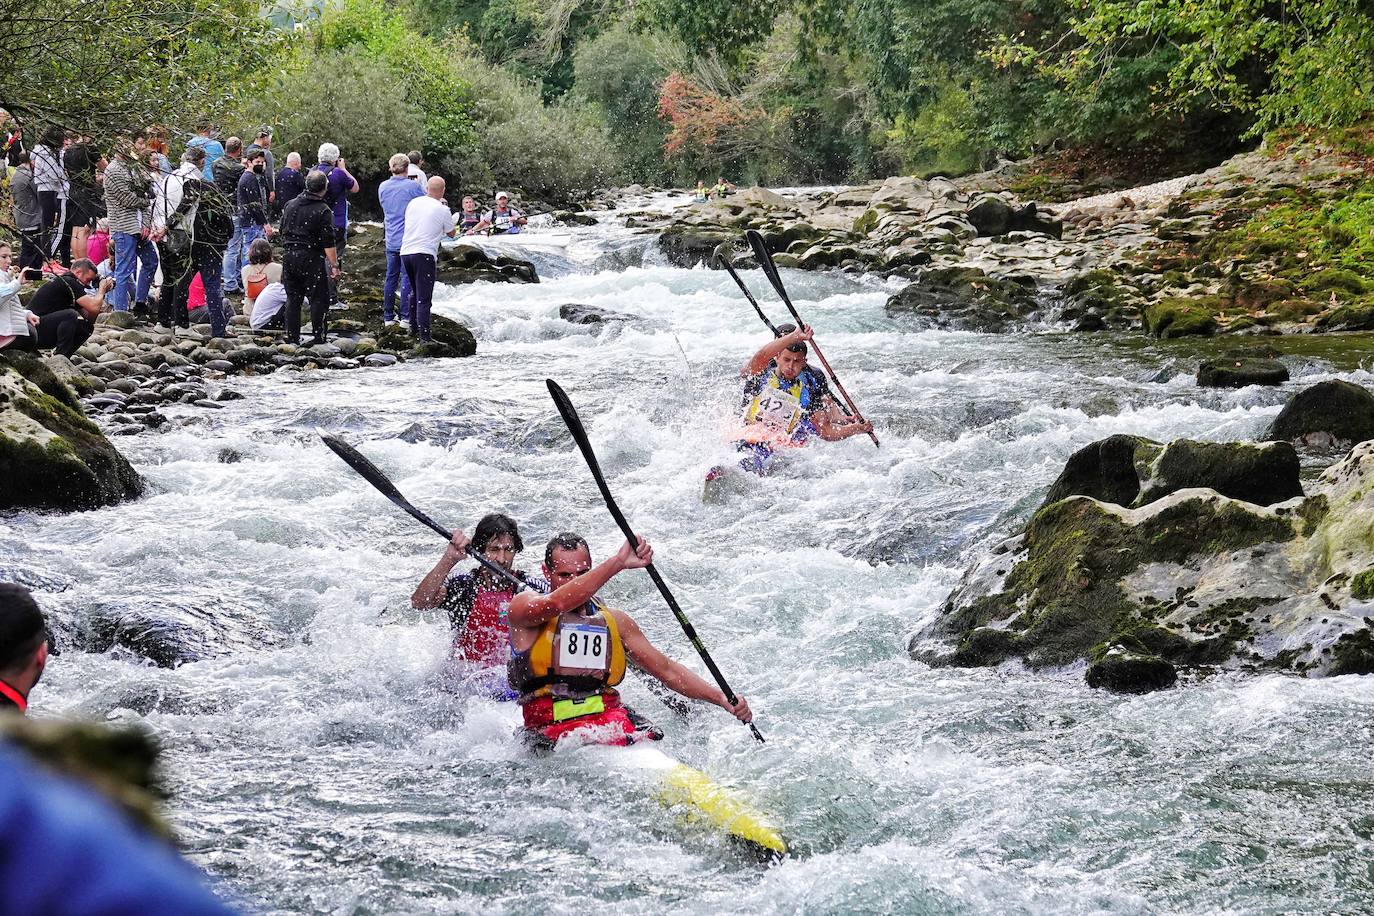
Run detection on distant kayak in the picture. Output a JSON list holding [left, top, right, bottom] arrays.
[[448, 233, 574, 254]]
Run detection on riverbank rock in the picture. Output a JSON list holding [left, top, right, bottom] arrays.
[[1197, 356, 1289, 388], [884, 266, 1039, 332], [912, 437, 1374, 691], [1266, 380, 1374, 445], [0, 354, 142, 512]]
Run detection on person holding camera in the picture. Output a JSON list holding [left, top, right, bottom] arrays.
[[102, 137, 158, 316], [28, 258, 112, 356]]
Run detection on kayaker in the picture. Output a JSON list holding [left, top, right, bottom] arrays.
[[713, 177, 734, 199], [729, 322, 873, 475], [457, 196, 482, 234], [694, 180, 708, 203], [412, 513, 530, 696], [471, 192, 526, 235], [0, 583, 54, 715], [507, 533, 752, 749]]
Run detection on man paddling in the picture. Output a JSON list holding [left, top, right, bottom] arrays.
[[412, 514, 529, 698], [507, 534, 751, 749], [727, 322, 874, 475]]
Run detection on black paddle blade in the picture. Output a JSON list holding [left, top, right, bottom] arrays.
[[745, 229, 803, 325], [545, 379, 640, 547], [317, 428, 405, 503]]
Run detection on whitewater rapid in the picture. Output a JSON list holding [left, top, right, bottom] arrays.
[[9, 200, 1374, 914]]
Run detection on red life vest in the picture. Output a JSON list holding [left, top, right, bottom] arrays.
[[455, 588, 514, 667]]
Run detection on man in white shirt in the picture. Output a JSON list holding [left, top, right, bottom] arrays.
[[406, 151, 427, 186], [399, 176, 455, 343]]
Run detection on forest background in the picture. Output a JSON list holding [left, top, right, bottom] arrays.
[[4, 0, 1373, 205]]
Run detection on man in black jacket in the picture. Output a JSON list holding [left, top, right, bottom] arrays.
[[278, 170, 337, 346]]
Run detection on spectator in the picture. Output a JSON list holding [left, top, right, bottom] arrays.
[[211, 136, 244, 196], [102, 138, 158, 316], [87, 217, 111, 267], [145, 125, 173, 175], [30, 126, 67, 263], [244, 126, 276, 210], [0, 739, 238, 913], [9, 152, 44, 281], [28, 258, 111, 357], [0, 243, 39, 354], [213, 138, 247, 294], [227, 147, 273, 304], [312, 142, 358, 305], [378, 152, 422, 327], [0, 583, 51, 714], [186, 120, 224, 182], [407, 150, 427, 186], [276, 151, 305, 211], [188, 170, 236, 339], [0, 109, 24, 169], [399, 176, 456, 343], [243, 239, 288, 331], [278, 169, 337, 346], [63, 134, 103, 262], [152, 147, 206, 333]]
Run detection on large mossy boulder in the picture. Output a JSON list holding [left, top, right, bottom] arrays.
[[1266, 380, 1374, 445], [659, 226, 735, 268], [1041, 435, 1301, 510], [912, 439, 1374, 692], [0, 354, 142, 512], [1142, 298, 1219, 338], [884, 266, 1039, 332]]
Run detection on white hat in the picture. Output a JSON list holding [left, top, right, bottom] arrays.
[[495, 190, 509, 199]]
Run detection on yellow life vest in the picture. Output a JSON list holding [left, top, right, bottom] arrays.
[[509, 598, 627, 703]]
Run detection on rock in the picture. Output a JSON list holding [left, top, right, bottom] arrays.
[[966, 195, 1013, 236], [738, 186, 790, 209], [0, 354, 143, 512], [1142, 298, 1219, 338], [214, 389, 244, 401], [560, 304, 635, 325], [659, 227, 734, 268], [117, 330, 152, 345], [324, 358, 356, 370], [1042, 435, 1302, 510], [1085, 650, 1178, 693], [553, 210, 598, 226], [217, 447, 244, 463], [1197, 357, 1289, 388], [204, 359, 237, 373], [334, 338, 358, 355], [88, 596, 279, 668], [97, 311, 139, 330], [1267, 380, 1374, 445], [363, 353, 398, 367], [885, 266, 1039, 332]]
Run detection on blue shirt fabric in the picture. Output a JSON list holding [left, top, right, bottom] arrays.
[[187, 136, 224, 182], [313, 164, 351, 228], [0, 742, 238, 915], [275, 166, 305, 210], [378, 176, 424, 251]]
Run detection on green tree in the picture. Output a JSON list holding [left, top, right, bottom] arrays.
[[572, 23, 671, 179]]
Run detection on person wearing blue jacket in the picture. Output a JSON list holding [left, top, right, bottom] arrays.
[[377, 152, 423, 326]]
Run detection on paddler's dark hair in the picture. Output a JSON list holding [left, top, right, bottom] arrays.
[[472, 512, 523, 554], [544, 532, 589, 568]]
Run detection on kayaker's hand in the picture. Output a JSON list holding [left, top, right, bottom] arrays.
[[616, 538, 653, 570], [725, 694, 752, 723], [445, 530, 470, 563]]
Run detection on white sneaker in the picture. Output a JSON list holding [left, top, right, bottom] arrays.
[[152, 323, 172, 334], [329, 301, 348, 311], [384, 319, 399, 327]]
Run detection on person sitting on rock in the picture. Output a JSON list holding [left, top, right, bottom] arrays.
[[723, 322, 872, 476], [0, 583, 54, 715], [243, 238, 287, 332], [471, 192, 526, 235], [27, 257, 111, 357]]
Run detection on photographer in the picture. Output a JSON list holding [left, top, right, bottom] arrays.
[[28, 258, 112, 356], [102, 137, 158, 316]]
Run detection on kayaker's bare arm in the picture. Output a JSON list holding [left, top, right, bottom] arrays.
[[744, 324, 811, 376], [615, 611, 752, 722], [508, 540, 652, 629], [813, 403, 874, 441], [411, 530, 470, 610]]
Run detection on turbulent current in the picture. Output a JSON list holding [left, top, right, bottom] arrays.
[[9, 196, 1374, 914]]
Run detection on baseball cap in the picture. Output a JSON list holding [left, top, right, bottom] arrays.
[[495, 191, 509, 200]]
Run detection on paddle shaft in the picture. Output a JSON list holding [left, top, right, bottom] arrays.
[[546, 380, 764, 743], [745, 230, 880, 447]]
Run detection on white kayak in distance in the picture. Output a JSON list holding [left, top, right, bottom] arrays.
[[447, 232, 574, 255]]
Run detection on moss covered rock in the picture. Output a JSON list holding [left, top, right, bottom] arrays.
[[885, 266, 1039, 332], [1143, 298, 1219, 338], [1197, 357, 1289, 388], [1085, 649, 1178, 694], [1266, 380, 1374, 444], [0, 354, 142, 512]]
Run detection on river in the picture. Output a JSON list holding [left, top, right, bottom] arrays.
[[9, 195, 1374, 914]]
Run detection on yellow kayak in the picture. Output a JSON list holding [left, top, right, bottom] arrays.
[[579, 744, 787, 860]]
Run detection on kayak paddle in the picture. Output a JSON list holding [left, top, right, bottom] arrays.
[[712, 245, 778, 336], [316, 428, 525, 591], [545, 380, 765, 743], [744, 229, 880, 448]]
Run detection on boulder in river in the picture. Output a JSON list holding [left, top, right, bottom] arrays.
[[1142, 298, 1219, 338], [87, 595, 281, 668], [884, 266, 1039, 332], [1266, 380, 1374, 445], [912, 437, 1374, 692], [0, 353, 142, 512], [559, 304, 635, 325], [1197, 356, 1289, 388]]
